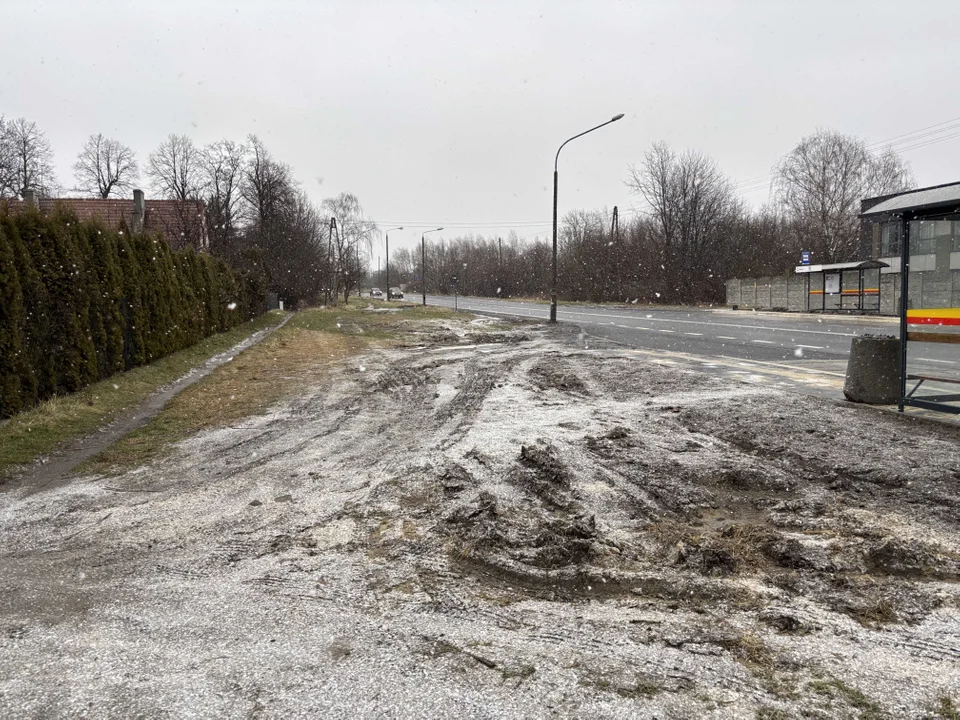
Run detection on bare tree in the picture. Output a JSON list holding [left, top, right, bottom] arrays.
[[200, 139, 247, 253], [0, 116, 17, 197], [321, 192, 378, 301], [240, 135, 295, 239], [146, 134, 201, 201], [627, 142, 741, 303], [73, 133, 139, 198], [0, 117, 56, 198], [237, 135, 331, 303], [774, 129, 914, 263]]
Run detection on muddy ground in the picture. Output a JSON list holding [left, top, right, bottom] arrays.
[[1, 313, 959, 719]]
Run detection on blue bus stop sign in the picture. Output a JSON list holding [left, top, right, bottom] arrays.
[[801, 251, 811, 265]]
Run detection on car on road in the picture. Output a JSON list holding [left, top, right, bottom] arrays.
[[370, 288, 383, 298], [389, 287, 403, 299]]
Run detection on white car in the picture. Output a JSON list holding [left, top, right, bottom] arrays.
[[370, 288, 383, 298]]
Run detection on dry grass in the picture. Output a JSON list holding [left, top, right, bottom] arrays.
[[80, 325, 355, 475], [0, 311, 286, 478], [808, 678, 887, 719], [80, 303, 468, 475], [647, 520, 779, 575]]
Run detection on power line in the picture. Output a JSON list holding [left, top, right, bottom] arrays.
[[729, 114, 960, 196], [867, 115, 960, 148]]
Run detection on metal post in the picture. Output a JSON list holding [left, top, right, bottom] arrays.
[[550, 168, 558, 322], [898, 215, 910, 412]]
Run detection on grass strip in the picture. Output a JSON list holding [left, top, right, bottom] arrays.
[[79, 303, 461, 475], [0, 311, 286, 478]]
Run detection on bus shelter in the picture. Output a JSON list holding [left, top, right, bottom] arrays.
[[860, 184, 960, 414], [795, 260, 886, 314]]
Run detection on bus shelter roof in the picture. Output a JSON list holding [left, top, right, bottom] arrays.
[[860, 182, 960, 219], [794, 260, 888, 274]]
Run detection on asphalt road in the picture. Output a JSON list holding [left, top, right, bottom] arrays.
[[417, 294, 960, 401]]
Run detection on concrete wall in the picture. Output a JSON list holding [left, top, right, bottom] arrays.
[[726, 269, 960, 314], [726, 275, 808, 311]]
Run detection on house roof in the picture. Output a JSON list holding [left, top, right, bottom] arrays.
[[860, 182, 960, 218], [1, 196, 206, 247]]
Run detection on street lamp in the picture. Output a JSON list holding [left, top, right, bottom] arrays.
[[550, 113, 625, 323], [421, 227, 443, 306], [383, 226, 403, 300]]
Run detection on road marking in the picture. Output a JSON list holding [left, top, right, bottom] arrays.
[[716, 336, 736, 340], [753, 340, 776, 344], [660, 329, 675, 333], [554, 309, 865, 338], [797, 344, 825, 349], [428, 298, 883, 340], [685, 332, 703, 336], [916, 358, 957, 365]]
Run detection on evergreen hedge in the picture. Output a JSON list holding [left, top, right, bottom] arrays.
[[0, 206, 267, 418]]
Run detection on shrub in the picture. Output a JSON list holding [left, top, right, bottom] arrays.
[[0, 207, 267, 418]]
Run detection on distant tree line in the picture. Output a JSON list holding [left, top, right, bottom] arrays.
[[389, 130, 914, 305], [0, 207, 266, 418], [0, 115, 916, 306]]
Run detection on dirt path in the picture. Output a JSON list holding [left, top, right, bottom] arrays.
[[1, 316, 958, 718], [9, 313, 292, 496]]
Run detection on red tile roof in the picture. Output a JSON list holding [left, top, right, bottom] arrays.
[[1, 196, 208, 251]]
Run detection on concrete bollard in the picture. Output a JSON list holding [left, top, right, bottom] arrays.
[[843, 334, 900, 404]]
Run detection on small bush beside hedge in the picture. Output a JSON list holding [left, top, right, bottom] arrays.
[[0, 206, 267, 418]]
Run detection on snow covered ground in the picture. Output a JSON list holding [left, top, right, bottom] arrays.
[[1, 318, 958, 718]]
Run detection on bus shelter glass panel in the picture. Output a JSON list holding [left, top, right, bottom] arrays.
[[903, 217, 960, 412]]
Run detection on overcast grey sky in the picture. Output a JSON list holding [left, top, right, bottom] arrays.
[[2, 0, 959, 256]]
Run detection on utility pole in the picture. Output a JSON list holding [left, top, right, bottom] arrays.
[[421, 227, 443, 306], [383, 226, 403, 300], [610, 205, 623, 302], [328, 217, 338, 305], [498, 237, 502, 297]]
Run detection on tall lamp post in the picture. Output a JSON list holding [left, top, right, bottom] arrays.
[[383, 226, 403, 300], [421, 227, 443, 306], [550, 113, 625, 323]]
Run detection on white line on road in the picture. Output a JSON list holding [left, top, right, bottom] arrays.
[[716, 336, 736, 340], [753, 340, 776, 344], [796, 344, 825, 350], [660, 329, 675, 333], [685, 332, 703, 336], [916, 358, 957, 365]]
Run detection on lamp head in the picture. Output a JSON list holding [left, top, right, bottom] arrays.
[[612, 113, 625, 122]]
